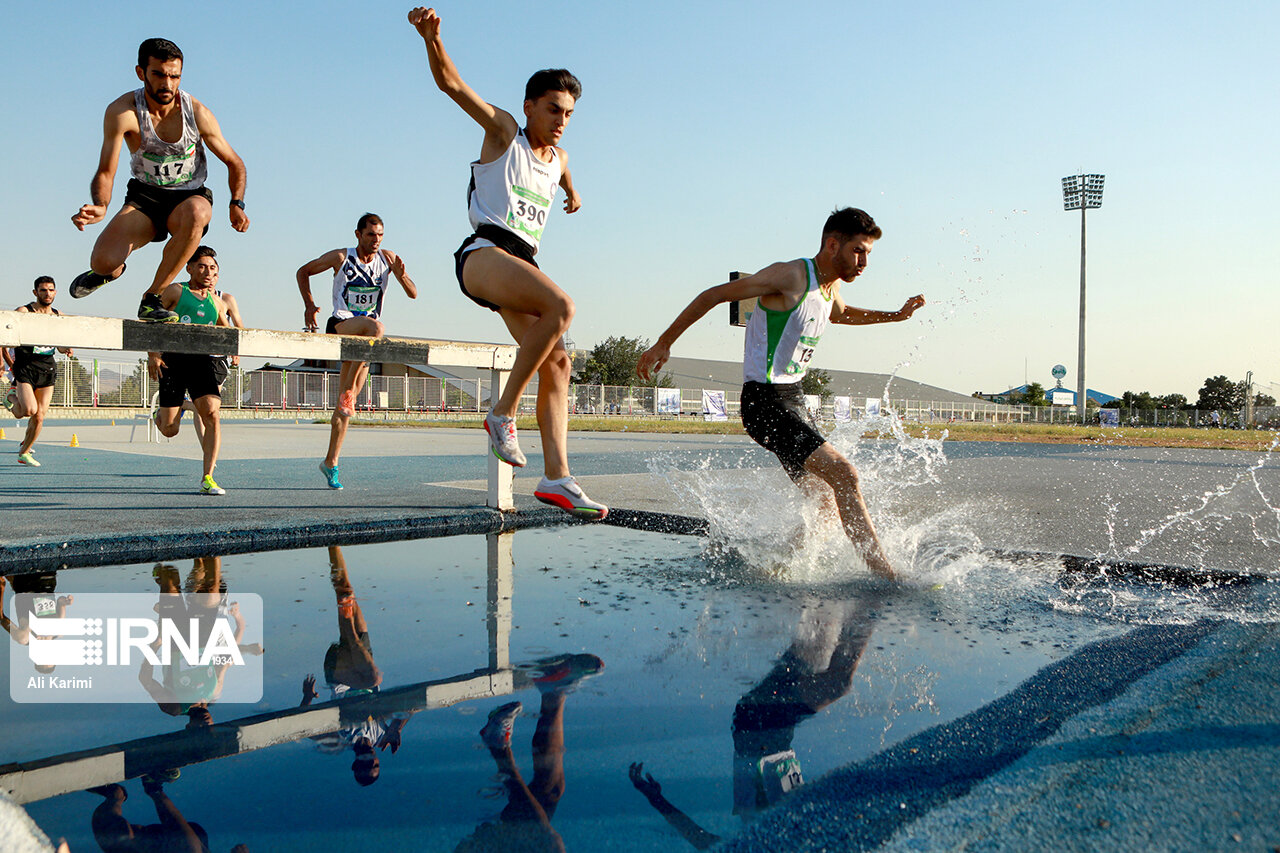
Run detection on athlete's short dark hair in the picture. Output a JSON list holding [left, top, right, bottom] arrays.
[[33, 276, 54, 288], [138, 38, 183, 68], [188, 245, 217, 265], [525, 69, 581, 103], [356, 213, 383, 232], [823, 207, 882, 241]]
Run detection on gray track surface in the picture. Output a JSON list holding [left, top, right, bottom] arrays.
[[2, 420, 1278, 850]]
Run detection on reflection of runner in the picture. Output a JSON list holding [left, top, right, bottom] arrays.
[[148, 247, 232, 495], [639, 208, 925, 579], [0, 573, 72, 676], [69, 38, 249, 323], [318, 546, 382, 695], [140, 560, 261, 724], [2, 277, 73, 466], [296, 214, 417, 490], [630, 595, 878, 846], [408, 7, 606, 520], [300, 674, 414, 788], [455, 653, 603, 853], [88, 778, 213, 853]]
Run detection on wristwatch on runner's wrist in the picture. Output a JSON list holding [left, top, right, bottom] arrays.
[[230, 199, 246, 210]]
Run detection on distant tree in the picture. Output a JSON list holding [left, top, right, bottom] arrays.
[[1196, 375, 1237, 410], [1118, 390, 1157, 410], [1004, 389, 1025, 405], [1023, 382, 1048, 407], [573, 336, 672, 387], [1157, 393, 1188, 410], [800, 368, 833, 401], [1235, 379, 1276, 408]]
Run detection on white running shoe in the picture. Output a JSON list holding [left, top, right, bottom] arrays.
[[484, 412, 526, 467], [479, 701, 522, 750], [534, 476, 608, 520]]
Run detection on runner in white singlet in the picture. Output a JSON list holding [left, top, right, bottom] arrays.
[[409, 6, 607, 520], [296, 213, 417, 490], [639, 208, 926, 580], [69, 38, 249, 323]]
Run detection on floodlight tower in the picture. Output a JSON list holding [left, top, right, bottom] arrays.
[[1062, 174, 1104, 423]]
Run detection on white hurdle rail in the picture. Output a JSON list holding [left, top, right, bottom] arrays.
[[0, 309, 519, 510]]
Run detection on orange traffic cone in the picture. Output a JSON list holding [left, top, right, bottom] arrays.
[[70, 434, 79, 448], [0, 428, 6, 440]]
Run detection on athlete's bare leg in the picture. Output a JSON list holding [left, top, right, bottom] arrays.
[[499, 310, 571, 480], [461, 248, 574, 418], [325, 317, 382, 469], [15, 385, 54, 454], [88, 205, 155, 279], [326, 359, 369, 468], [191, 394, 220, 478], [801, 443, 895, 580], [527, 691, 568, 812], [154, 405, 184, 440], [146, 196, 213, 297], [328, 546, 380, 690]]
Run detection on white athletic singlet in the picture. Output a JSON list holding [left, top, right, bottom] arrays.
[[130, 89, 208, 190], [466, 129, 562, 254], [331, 249, 392, 321], [742, 259, 832, 384]]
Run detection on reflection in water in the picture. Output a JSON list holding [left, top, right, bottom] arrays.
[[631, 591, 880, 848], [141, 558, 264, 725], [89, 775, 249, 853], [1, 570, 73, 676], [300, 546, 416, 787], [456, 654, 604, 853]]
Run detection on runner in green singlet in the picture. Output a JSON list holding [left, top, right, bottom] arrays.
[[148, 246, 233, 494]]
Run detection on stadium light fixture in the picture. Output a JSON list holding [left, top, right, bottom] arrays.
[[1062, 173, 1105, 422]]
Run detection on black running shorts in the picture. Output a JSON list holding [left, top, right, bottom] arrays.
[[453, 224, 539, 313], [158, 353, 222, 407], [123, 178, 214, 243], [740, 381, 826, 480], [211, 356, 229, 388], [13, 357, 57, 390]]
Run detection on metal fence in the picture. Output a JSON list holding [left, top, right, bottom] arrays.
[[21, 356, 1277, 428]]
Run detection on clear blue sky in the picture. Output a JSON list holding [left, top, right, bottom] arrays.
[[6, 1, 1277, 401]]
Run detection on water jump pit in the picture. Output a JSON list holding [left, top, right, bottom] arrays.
[[3, 516, 1276, 852]]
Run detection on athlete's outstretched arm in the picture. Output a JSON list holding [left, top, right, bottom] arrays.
[[382, 250, 418, 299], [636, 262, 802, 382], [830, 293, 925, 326], [296, 249, 345, 332], [72, 98, 131, 230], [194, 100, 249, 233], [629, 763, 720, 850], [408, 7, 518, 157]]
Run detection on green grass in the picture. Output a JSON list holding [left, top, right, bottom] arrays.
[[333, 414, 1277, 450]]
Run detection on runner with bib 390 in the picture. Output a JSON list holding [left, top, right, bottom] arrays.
[[69, 38, 249, 323], [296, 213, 417, 491], [409, 6, 606, 520]]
